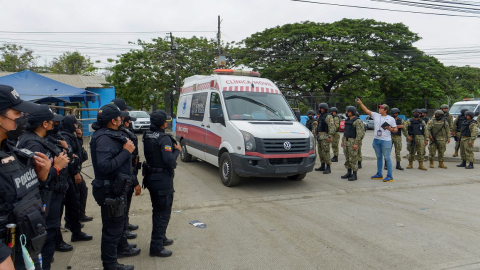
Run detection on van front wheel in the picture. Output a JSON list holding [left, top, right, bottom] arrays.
[[180, 140, 193, 162], [287, 173, 306, 181], [219, 153, 241, 187]]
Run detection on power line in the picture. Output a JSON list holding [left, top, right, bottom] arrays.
[[371, 0, 480, 14], [0, 30, 216, 35], [290, 0, 480, 17]]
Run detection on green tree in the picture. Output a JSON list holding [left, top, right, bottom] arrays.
[[0, 43, 36, 72], [447, 65, 480, 99], [107, 36, 231, 112], [50, 51, 97, 75]]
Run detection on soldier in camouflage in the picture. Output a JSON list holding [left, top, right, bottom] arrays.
[[312, 103, 335, 174], [427, 110, 450, 169], [390, 108, 406, 170], [330, 107, 340, 162], [453, 108, 468, 157], [404, 109, 429, 170], [340, 106, 365, 181], [457, 111, 478, 169], [440, 104, 454, 134]]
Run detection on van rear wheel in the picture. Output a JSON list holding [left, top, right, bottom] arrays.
[[287, 173, 306, 181], [219, 152, 241, 187], [180, 140, 193, 162]]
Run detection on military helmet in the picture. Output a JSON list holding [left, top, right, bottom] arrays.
[[345, 106, 357, 115], [413, 108, 421, 113], [318, 103, 329, 110], [329, 107, 338, 113], [390, 108, 400, 114], [307, 110, 315, 116], [460, 108, 468, 114], [434, 110, 444, 116], [420, 108, 428, 114], [355, 111, 360, 117], [465, 111, 475, 118], [440, 104, 449, 109]]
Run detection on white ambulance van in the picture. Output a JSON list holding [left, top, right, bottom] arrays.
[[175, 69, 316, 187]]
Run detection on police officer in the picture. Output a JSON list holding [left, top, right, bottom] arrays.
[[457, 111, 478, 169], [312, 103, 335, 174], [404, 109, 428, 170], [305, 110, 316, 132], [330, 107, 340, 162], [74, 122, 92, 221], [17, 105, 74, 270], [390, 108, 406, 170], [0, 85, 51, 270], [355, 111, 363, 169], [427, 110, 450, 169], [340, 106, 365, 181], [111, 99, 141, 239], [440, 104, 454, 135], [143, 110, 180, 257], [90, 104, 140, 270], [453, 108, 468, 157]]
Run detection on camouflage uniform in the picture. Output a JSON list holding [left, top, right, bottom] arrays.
[[331, 116, 340, 158], [404, 118, 428, 162], [427, 117, 450, 162], [343, 118, 365, 172], [312, 114, 336, 165], [392, 118, 407, 163], [453, 114, 466, 156], [460, 119, 478, 163]]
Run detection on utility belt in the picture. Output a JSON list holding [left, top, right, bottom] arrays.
[[392, 134, 401, 137], [346, 138, 356, 142], [317, 132, 327, 134], [461, 136, 470, 138]]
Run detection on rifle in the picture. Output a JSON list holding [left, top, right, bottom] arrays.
[[429, 119, 445, 149]]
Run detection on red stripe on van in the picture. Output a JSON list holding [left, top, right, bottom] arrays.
[[245, 150, 315, 158]]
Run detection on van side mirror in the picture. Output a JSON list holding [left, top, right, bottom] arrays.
[[294, 111, 301, 122], [210, 108, 219, 123]]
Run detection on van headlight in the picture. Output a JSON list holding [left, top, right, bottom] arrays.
[[309, 133, 315, 150], [240, 130, 256, 152]]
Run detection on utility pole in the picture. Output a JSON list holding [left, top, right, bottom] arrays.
[[169, 32, 178, 118], [217, 15, 225, 68]]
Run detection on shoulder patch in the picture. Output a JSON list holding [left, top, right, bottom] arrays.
[[164, 145, 172, 152]]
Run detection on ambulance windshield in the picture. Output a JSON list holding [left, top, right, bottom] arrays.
[[223, 92, 296, 121]]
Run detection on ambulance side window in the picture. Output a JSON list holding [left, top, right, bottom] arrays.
[[210, 92, 223, 117], [190, 92, 207, 121]]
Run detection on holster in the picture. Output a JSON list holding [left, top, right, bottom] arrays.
[[103, 198, 125, 218], [142, 162, 151, 177], [113, 173, 133, 197]]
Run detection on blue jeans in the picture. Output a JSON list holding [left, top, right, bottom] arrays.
[[372, 138, 393, 177]]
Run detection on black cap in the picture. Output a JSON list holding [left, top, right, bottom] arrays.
[[98, 104, 129, 123], [111, 98, 128, 111], [0, 84, 40, 113], [27, 105, 64, 125], [151, 110, 168, 127], [127, 106, 133, 111]]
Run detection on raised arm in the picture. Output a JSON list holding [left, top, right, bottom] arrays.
[[355, 98, 372, 117]]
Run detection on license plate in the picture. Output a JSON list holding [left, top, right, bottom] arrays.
[[275, 166, 298, 173]]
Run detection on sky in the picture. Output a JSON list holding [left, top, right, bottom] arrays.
[[1, 0, 480, 71]]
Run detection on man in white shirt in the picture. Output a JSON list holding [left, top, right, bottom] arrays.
[[356, 99, 398, 182]]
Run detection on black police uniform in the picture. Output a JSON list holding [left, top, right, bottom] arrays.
[[17, 130, 67, 270], [90, 116, 138, 269], [75, 134, 89, 219], [0, 141, 46, 270], [143, 113, 179, 255]]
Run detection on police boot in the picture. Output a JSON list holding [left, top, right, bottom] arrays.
[[127, 223, 139, 231], [466, 162, 474, 169], [358, 161, 362, 169], [453, 150, 459, 157], [341, 169, 352, 179], [396, 162, 404, 171], [384, 161, 387, 170], [125, 230, 137, 239], [323, 164, 331, 174], [438, 161, 447, 169], [348, 171, 358, 181], [331, 156, 338, 162], [457, 160, 466, 167], [406, 160, 413, 169], [315, 163, 325, 171], [429, 160, 434, 168], [103, 263, 134, 270], [150, 248, 173, 257], [117, 245, 141, 258], [418, 161, 427, 171]]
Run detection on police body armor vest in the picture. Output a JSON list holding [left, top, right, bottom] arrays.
[[456, 115, 466, 132], [391, 118, 402, 136], [344, 117, 359, 139], [119, 126, 138, 156], [431, 120, 447, 139], [461, 120, 476, 137], [316, 113, 328, 133], [143, 130, 172, 169], [408, 118, 424, 136], [0, 143, 47, 254], [305, 118, 314, 131]]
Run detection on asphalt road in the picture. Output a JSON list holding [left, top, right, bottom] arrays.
[[55, 130, 480, 270]]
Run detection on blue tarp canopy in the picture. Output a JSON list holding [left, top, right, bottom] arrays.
[[0, 70, 99, 104]]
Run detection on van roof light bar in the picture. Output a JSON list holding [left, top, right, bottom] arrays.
[[213, 69, 261, 77]]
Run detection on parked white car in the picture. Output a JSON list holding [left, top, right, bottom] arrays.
[[130, 111, 151, 132]]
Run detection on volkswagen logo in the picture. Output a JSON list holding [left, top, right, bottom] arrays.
[[284, 141, 291, 150]]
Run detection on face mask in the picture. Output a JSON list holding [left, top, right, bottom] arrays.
[[435, 115, 442, 120], [308, 115, 313, 119], [413, 113, 420, 118], [1, 115, 28, 141], [52, 123, 60, 134]]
